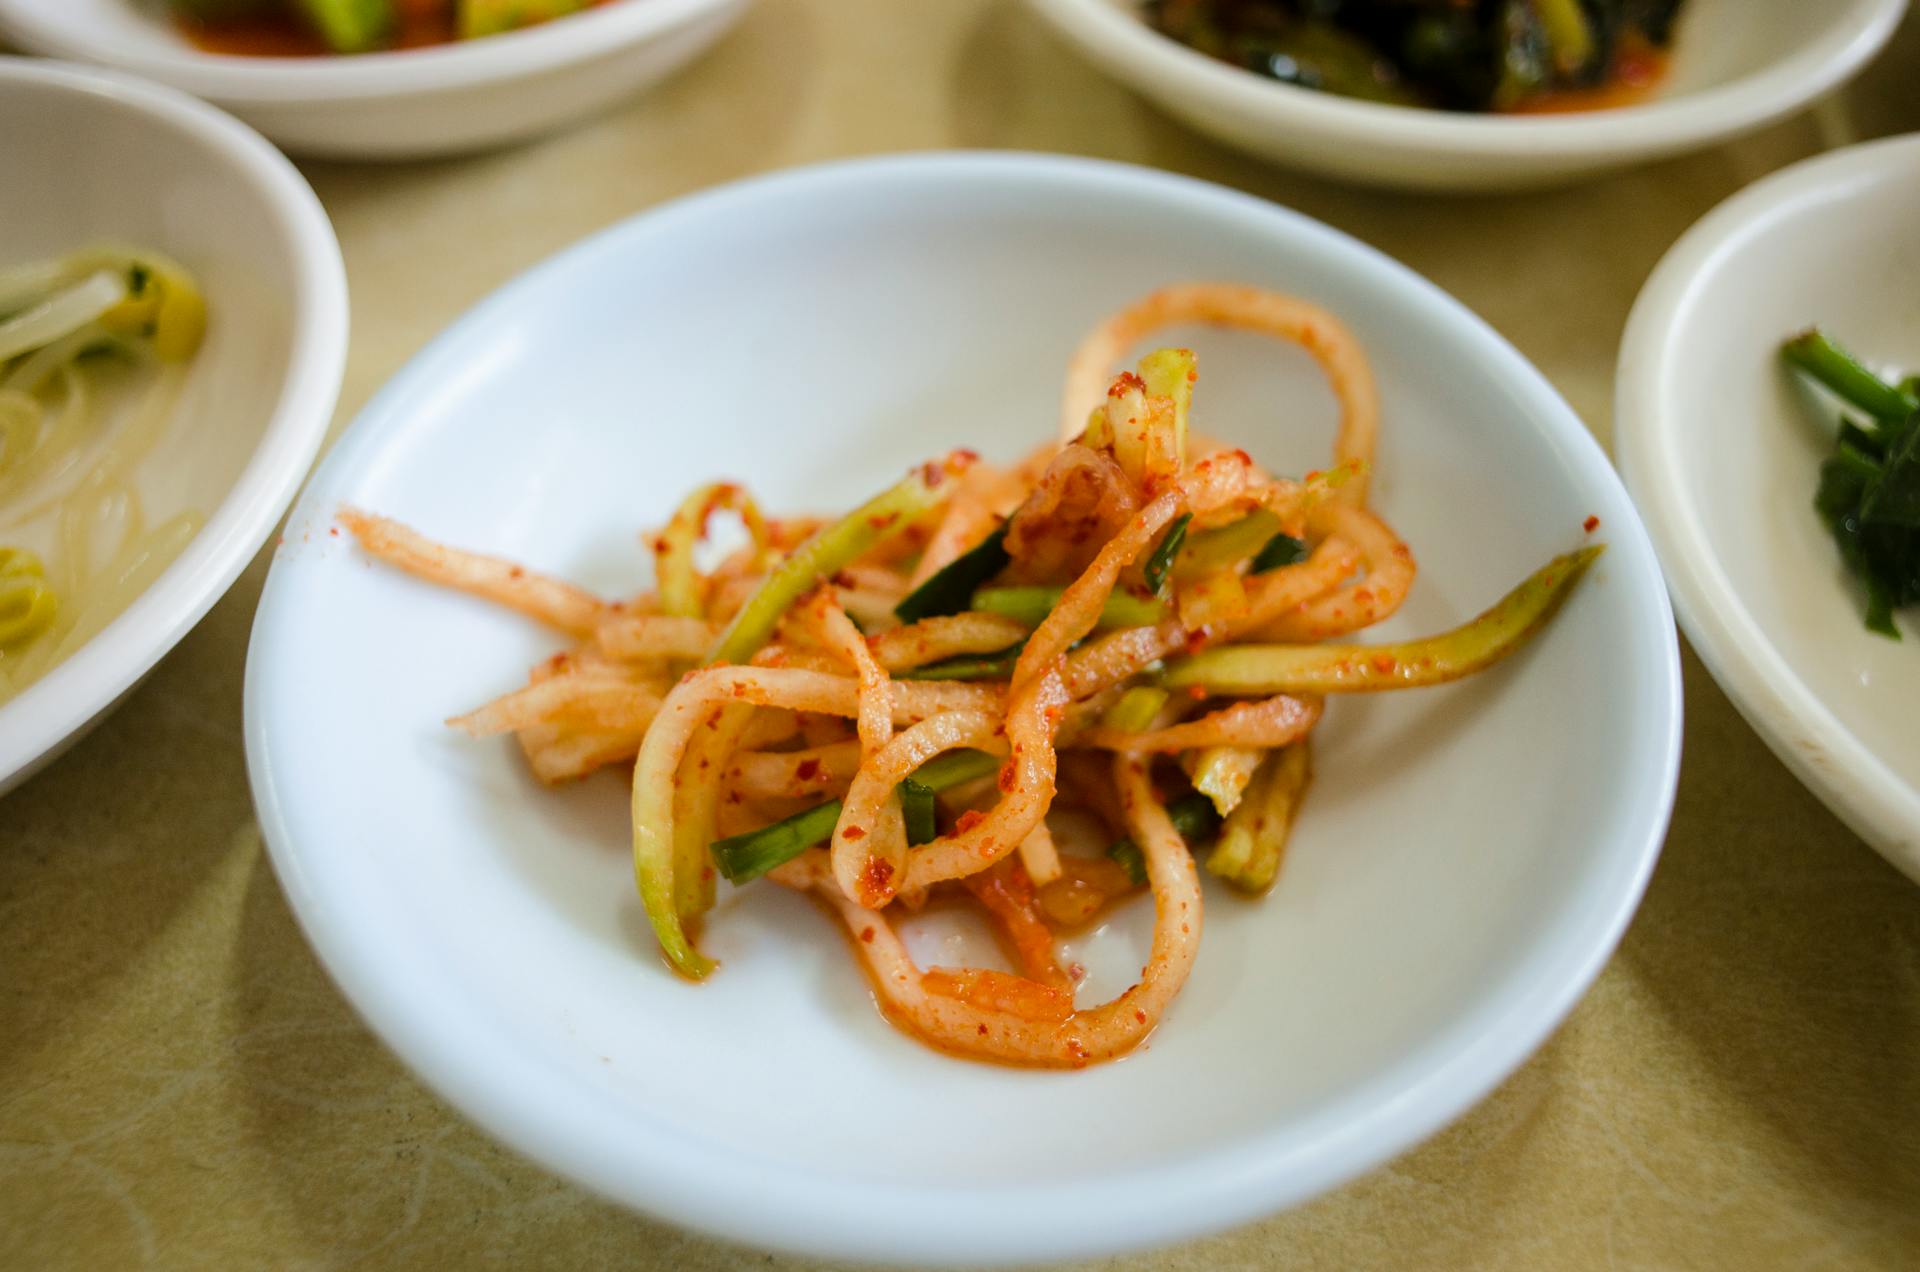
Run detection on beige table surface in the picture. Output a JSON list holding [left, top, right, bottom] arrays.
[[7, 5, 1920, 1268]]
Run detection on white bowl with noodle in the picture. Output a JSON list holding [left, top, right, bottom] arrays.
[[244, 153, 1679, 1264], [0, 59, 345, 795], [0, 0, 753, 159], [1025, 0, 1906, 190]]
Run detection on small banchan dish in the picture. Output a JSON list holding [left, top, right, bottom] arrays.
[[1618, 133, 1920, 883], [0, 59, 345, 795], [245, 153, 1680, 1265], [0, 0, 752, 159], [1025, 0, 1906, 191]]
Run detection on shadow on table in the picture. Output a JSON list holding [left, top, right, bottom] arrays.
[[1621, 647, 1920, 1228]]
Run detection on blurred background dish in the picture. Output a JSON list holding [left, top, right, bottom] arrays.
[[1617, 132, 1920, 882], [0, 0, 753, 158], [0, 58, 345, 794], [1026, 0, 1907, 189]]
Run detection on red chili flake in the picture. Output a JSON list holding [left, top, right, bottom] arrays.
[[1135, 1010, 1147, 1024], [1065, 1039, 1089, 1062], [650, 536, 670, 554], [859, 856, 893, 897], [1584, 514, 1601, 533], [702, 867, 715, 882], [1108, 371, 1146, 397], [1186, 685, 1208, 701], [955, 810, 986, 834], [860, 926, 876, 944], [1372, 654, 1397, 675], [327, 526, 339, 537], [795, 758, 822, 782], [997, 761, 1017, 793], [842, 825, 867, 841], [1304, 469, 1322, 482], [921, 461, 946, 488], [830, 570, 856, 588], [1230, 448, 1252, 465], [977, 1024, 989, 1036], [730, 683, 747, 698], [867, 511, 899, 530]]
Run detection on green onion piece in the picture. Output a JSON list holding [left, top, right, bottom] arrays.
[[1138, 347, 1196, 462], [1108, 840, 1148, 887], [1100, 684, 1169, 732], [1142, 513, 1192, 594], [297, 0, 394, 52], [1176, 509, 1283, 579], [894, 524, 1010, 623], [711, 748, 1001, 884], [1106, 792, 1222, 884], [900, 779, 938, 846], [971, 586, 1166, 629], [896, 642, 1025, 682], [711, 465, 951, 664], [1783, 329, 1919, 424], [1250, 532, 1308, 573], [1164, 546, 1603, 694]]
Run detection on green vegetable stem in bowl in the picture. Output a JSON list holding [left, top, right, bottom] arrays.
[[1780, 328, 1920, 639], [168, 0, 598, 55]]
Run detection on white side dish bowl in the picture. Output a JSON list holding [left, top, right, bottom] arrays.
[[1618, 132, 1920, 882], [0, 0, 751, 159], [245, 153, 1680, 1265], [1026, 0, 1907, 190], [0, 59, 345, 796]]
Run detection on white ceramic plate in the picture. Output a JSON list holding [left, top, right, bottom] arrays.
[[1026, 0, 1907, 190], [0, 0, 750, 158], [1618, 133, 1920, 882], [0, 59, 345, 795], [245, 154, 1680, 1265]]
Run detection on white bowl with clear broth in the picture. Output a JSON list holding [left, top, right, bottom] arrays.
[[0, 60, 346, 794]]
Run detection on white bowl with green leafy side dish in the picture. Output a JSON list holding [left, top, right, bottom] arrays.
[[0, 59, 345, 795], [0, 0, 751, 158], [1026, 0, 1906, 190], [1618, 133, 1920, 882]]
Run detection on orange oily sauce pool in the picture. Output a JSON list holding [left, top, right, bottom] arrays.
[[816, 857, 1162, 1069], [1507, 41, 1670, 114]]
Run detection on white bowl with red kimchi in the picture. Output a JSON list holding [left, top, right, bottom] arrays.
[[244, 153, 1681, 1264], [1026, 0, 1906, 190], [0, 0, 750, 158]]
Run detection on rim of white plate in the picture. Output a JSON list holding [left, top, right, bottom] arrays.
[[0, 59, 347, 794], [1617, 132, 1920, 877], [244, 152, 1682, 1266], [0, 0, 741, 103]]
